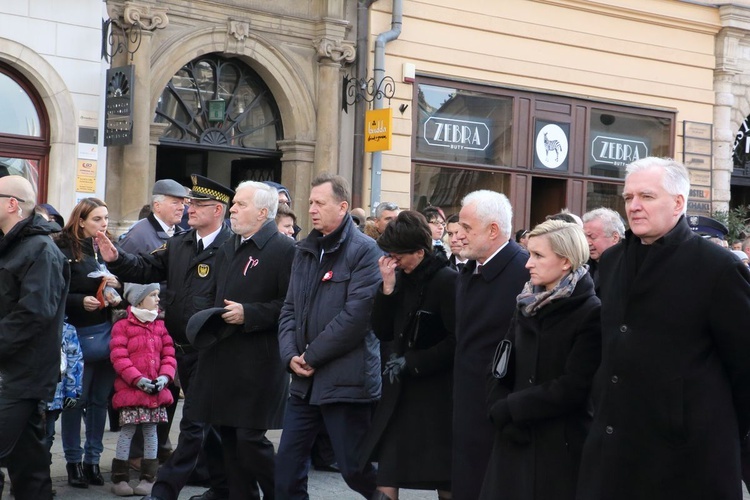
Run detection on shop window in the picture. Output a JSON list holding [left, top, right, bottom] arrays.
[[588, 109, 671, 179], [0, 64, 49, 198], [155, 54, 282, 154], [415, 84, 512, 167], [412, 163, 510, 216], [586, 181, 625, 221]]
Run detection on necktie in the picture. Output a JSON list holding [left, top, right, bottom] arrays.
[[475, 263, 483, 275], [457, 262, 465, 272], [197, 239, 204, 254]]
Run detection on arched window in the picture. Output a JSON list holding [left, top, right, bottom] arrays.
[[0, 63, 50, 199], [155, 54, 282, 156]]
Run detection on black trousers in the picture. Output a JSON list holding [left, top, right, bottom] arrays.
[[220, 426, 275, 500], [151, 349, 228, 500], [0, 398, 52, 500]]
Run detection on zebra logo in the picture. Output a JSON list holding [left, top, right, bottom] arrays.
[[535, 123, 569, 169]]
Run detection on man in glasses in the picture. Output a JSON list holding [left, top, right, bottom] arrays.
[[97, 174, 234, 500], [0, 175, 70, 500]]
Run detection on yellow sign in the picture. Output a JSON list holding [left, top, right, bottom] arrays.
[[365, 108, 393, 152], [77, 159, 97, 177], [76, 176, 96, 193]]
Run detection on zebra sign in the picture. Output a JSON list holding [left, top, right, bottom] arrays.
[[534, 121, 569, 171]]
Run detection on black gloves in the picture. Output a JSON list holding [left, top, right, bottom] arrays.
[[63, 397, 78, 409], [383, 354, 407, 384]]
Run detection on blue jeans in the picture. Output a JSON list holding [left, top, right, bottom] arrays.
[[61, 359, 115, 464], [275, 395, 377, 499]]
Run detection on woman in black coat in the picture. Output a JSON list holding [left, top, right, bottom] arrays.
[[364, 211, 457, 500], [480, 220, 601, 500]]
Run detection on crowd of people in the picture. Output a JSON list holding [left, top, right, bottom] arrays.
[[2, 156, 750, 500]]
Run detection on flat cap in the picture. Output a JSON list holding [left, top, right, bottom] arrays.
[[152, 179, 188, 198]]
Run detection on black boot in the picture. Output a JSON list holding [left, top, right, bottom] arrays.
[[66, 462, 89, 488], [82, 462, 105, 486]]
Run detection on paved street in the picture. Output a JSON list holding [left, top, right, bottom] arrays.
[[0, 400, 433, 499]]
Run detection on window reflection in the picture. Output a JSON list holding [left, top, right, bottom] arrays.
[[412, 163, 510, 215], [0, 157, 39, 194], [586, 182, 625, 224], [0, 73, 41, 137]]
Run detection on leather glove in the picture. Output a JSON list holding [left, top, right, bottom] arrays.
[[63, 397, 78, 409], [154, 375, 170, 392], [383, 354, 407, 384], [136, 377, 156, 394]]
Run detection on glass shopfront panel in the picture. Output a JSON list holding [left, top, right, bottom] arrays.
[[412, 163, 510, 216], [586, 181, 625, 220], [588, 109, 672, 179], [416, 84, 513, 167]]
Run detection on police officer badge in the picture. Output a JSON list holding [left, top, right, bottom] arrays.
[[198, 263, 210, 278]]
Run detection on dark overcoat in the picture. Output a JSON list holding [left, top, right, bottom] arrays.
[[480, 273, 601, 500], [452, 239, 529, 500], [363, 252, 457, 487], [190, 220, 295, 429], [577, 217, 750, 500]]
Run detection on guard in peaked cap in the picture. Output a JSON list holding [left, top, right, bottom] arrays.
[[686, 215, 728, 239], [186, 307, 235, 349], [187, 174, 234, 205]]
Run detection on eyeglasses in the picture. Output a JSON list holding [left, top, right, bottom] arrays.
[[0, 194, 25, 203], [429, 220, 446, 227]]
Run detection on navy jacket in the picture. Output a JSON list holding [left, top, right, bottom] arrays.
[[279, 215, 382, 405]]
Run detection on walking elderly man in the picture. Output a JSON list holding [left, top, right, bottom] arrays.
[[576, 157, 750, 500], [0, 175, 70, 500], [452, 190, 529, 500], [189, 181, 295, 499], [276, 173, 382, 499], [581, 207, 625, 292]]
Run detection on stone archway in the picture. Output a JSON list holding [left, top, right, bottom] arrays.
[[0, 38, 77, 215], [149, 25, 318, 208]]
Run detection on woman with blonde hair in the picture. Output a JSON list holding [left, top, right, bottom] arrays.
[[480, 220, 601, 500]]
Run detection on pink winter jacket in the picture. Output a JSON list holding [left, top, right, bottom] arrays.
[[110, 308, 177, 410]]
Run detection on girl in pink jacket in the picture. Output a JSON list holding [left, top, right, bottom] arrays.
[[109, 283, 176, 496]]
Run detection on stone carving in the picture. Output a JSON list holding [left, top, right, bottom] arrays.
[[108, 1, 169, 31], [229, 20, 251, 41], [314, 37, 356, 64]]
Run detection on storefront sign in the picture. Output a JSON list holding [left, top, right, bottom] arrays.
[[365, 108, 393, 152], [689, 169, 711, 187], [591, 135, 648, 167], [422, 115, 490, 152], [534, 121, 569, 171], [733, 115, 750, 165], [104, 65, 134, 146], [687, 200, 711, 215], [684, 154, 711, 170]]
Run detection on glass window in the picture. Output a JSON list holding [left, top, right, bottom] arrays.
[[0, 157, 39, 193], [588, 109, 671, 179], [415, 84, 513, 167], [586, 181, 625, 224], [412, 163, 510, 216], [155, 54, 282, 151], [0, 73, 41, 137]]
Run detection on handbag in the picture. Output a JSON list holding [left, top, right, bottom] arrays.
[[76, 322, 112, 363], [492, 339, 512, 379]]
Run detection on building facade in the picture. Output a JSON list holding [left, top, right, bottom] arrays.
[[6, 1, 750, 233]]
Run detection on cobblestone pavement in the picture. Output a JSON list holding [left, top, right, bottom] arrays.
[[1, 400, 435, 499]]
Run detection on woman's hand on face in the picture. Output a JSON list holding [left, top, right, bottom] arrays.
[[83, 295, 101, 312], [378, 255, 398, 295]]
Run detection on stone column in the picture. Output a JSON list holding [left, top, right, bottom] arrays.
[[106, 2, 168, 226], [313, 36, 355, 176], [278, 139, 316, 232], [714, 69, 737, 212]]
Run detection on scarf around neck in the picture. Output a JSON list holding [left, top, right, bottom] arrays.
[[131, 306, 158, 323], [516, 265, 588, 317]]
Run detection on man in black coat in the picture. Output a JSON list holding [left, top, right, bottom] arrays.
[[97, 175, 234, 500], [0, 175, 70, 500], [576, 157, 750, 500], [190, 181, 295, 500], [452, 190, 529, 500]]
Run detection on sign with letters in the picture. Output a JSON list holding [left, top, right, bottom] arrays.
[[591, 135, 648, 167], [365, 108, 393, 152], [422, 115, 490, 152], [104, 65, 134, 146]]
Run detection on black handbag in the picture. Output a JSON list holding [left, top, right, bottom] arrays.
[[491, 340, 512, 379], [77, 322, 112, 363]]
